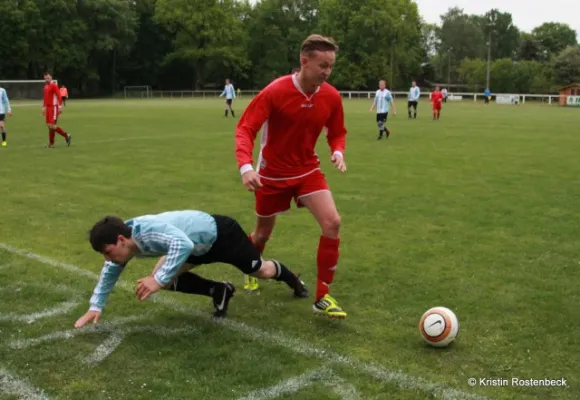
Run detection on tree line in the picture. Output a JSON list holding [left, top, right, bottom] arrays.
[[0, 0, 578, 96]]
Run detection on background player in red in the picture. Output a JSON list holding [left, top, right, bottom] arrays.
[[235, 34, 348, 319], [431, 85, 443, 120], [43, 72, 71, 148]]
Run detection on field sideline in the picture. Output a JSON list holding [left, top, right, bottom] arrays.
[[0, 98, 579, 400]]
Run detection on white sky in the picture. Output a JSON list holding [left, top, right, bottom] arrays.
[[414, 0, 579, 36]]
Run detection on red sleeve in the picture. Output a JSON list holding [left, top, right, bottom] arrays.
[[235, 89, 273, 171], [326, 94, 347, 155], [53, 83, 63, 106]]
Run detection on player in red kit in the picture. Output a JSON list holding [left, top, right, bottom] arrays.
[[431, 85, 443, 120], [43, 73, 71, 148], [235, 34, 348, 319]]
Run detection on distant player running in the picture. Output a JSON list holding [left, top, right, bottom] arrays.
[[407, 81, 420, 119], [236, 34, 349, 319], [43, 73, 71, 148], [369, 80, 396, 140], [0, 86, 11, 147], [220, 79, 236, 118], [431, 86, 443, 120], [74, 210, 308, 328]]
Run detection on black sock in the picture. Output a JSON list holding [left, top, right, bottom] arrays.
[[225, 109, 228, 117], [1, 131, 5, 141], [272, 260, 298, 289], [408, 110, 412, 118], [231, 110, 235, 117], [170, 272, 218, 297], [414, 112, 417, 118]]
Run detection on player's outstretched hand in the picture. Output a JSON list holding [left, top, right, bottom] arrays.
[[331, 153, 347, 173], [136, 276, 162, 301], [242, 170, 263, 192], [74, 310, 101, 328]]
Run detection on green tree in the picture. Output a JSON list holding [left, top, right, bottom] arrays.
[[155, 0, 249, 89], [553, 45, 580, 85], [437, 8, 486, 60], [532, 22, 578, 58], [480, 9, 520, 60]]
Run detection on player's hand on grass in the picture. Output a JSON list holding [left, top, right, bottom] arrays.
[[331, 153, 347, 172], [74, 310, 101, 328], [136, 276, 162, 301], [242, 170, 263, 192]]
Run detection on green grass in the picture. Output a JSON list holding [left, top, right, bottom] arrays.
[[0, 97, 579, 400]]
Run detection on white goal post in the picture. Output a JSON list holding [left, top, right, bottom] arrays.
[[0, 80, 57, 100], [123, 86, 152, 99]]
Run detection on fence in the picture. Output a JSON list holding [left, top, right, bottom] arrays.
[[143, 90, 563, 105]]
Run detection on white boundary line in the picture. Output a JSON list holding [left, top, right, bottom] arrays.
[[0, 366, 49, 400], [0, 243, 489, 400], [237, 366, 360, 400]]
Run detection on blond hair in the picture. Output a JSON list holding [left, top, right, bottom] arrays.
[[301, 34, 339, 55]]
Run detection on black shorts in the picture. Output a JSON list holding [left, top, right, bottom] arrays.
[[0, 114, 5, 121], [408, 101, 418, 108], [226, 99, 233, 105], [186, 215, 261, 275], [376, 113, 388, 123]]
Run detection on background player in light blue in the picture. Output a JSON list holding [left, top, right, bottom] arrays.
[[74, 210, 308, 328], [407, 81, 420, 119], [0, 85, 12, 147], [369, 80, 396, 140], [220, 78, 236, 118]]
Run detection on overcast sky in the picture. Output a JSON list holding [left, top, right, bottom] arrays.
[[413, 0, 579, 35]]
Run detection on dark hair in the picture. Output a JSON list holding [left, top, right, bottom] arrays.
[[89, 216, 131, 252], [301, 34, 339, 55]]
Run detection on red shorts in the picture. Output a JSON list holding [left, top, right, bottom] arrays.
[[432, 103, 441, 111], [45, 105, 60, 124], [255, 169, 330, 217]]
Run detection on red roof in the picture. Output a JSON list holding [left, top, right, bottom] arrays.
[[559, 83, 580, 91]]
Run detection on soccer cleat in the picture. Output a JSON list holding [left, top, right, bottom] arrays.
[[212, 282, 236, 318], [313, 294, 347, 319], [244, 274, 260, 294], [1, 141, 6, 147], [66, 134, 72, 147], [46, 144, 54, 148], [292, 275, 309, 298]]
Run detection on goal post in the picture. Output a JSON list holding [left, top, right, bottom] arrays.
[[123, 86, 152, 99], [0, 80, 57, 100]]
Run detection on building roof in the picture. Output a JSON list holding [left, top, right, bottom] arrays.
[[559, 83, 580, 91]]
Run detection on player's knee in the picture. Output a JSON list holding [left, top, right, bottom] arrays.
[[321, 213, 341, 237], [252, 229, 272, 247], [253, 260, 274, 279]]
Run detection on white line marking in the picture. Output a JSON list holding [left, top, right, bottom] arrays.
[[85, 332, 125, 365], [237, 367, 359, 400], [0, 243, 489, 400], [0, 366, 49, 400], [0, 300, 80, 324]]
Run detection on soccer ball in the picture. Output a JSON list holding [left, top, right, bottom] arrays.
[[419, 307, 459, 347]]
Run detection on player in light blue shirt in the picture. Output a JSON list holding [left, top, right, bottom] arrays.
[[407, 81, 420, 119], [0, 86, 12, 146], [369, 80, 396, 140], [74, 210, 308, 328], [219, 78, 236, 118]]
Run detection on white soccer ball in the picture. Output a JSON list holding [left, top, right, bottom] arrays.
[[419, 307, 459, 347]]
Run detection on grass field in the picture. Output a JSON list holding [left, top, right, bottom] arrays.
[[0, 97, 579, 400]]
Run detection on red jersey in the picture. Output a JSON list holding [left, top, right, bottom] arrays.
[[431, 90, 443, 105], [43, 81, 62, 107], [235, 74, 347, 179]]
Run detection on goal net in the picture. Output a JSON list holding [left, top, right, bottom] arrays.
[[123, 86, 152, 99], [0, 80, 57, 100]]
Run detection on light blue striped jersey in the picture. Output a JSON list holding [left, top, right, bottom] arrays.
[[374, 89, 393, 113], [408, 86, 420, 101], [220, 84, 236, 99], [89, 210, 218, 311], [0, 88, 11, 114]]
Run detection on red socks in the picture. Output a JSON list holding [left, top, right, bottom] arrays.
[[55, 127, 67, 137], [316, 235, 339, 301], [49, 130, 56, 146]]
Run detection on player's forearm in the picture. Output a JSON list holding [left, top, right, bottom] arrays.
[[89, 262, 123, 311], [235, 129, 256, 173], [153, 239, 194, 286]]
